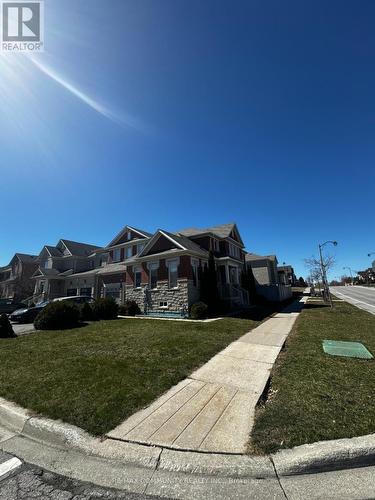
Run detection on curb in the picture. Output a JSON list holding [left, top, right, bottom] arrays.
[[271, 433, 375, 476], [1, 397, 375, 478]]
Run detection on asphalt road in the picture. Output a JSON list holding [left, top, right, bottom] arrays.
[[331, 286, 375, 315], [1, 448, 375, 499], [0, 451, 160, 500]]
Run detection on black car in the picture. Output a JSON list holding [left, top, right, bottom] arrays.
[[9, 301, 50, 323], [0, 299, 27, 315]]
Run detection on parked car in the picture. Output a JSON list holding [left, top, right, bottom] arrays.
[[9, 301, 50, 323], [53, 296, 95, 305], [0, 299, 27, 315]]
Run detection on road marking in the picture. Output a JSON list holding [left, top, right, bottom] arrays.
[[333, 291, 375, 310], [0, 457, 22, 478]]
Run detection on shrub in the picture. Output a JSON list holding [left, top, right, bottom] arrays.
[[34, 302, 80, 330], [190, 301, 208, 320], [79, 302, 95, 321], [118, 300, 141, 317], [92, 297, 119, 320], [0, 314, 16, 338]]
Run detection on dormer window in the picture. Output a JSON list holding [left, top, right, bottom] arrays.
[[125, 247, 132, 259], [213, 239, 220, 252]]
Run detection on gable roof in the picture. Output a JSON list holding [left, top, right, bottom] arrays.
[[15, 253, 38, 263], [246, 253, 277, 262], [178, 223, 244, 246], [60, 239, 101, 257], [138, 229, 208, 258], [32, 268, 61, 278], [107, 225, 152, 247], [7, 253, 38, 266], [44, 245, 63, 257]]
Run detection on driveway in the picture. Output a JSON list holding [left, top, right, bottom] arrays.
[[331, 286, 375, 315]]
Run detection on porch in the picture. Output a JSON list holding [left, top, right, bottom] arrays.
[[217, 260, 249, 307]]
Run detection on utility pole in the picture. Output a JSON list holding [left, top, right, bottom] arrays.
[[343, 266, 354, 286]]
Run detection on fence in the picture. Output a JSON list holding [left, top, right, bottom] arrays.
[[256, 284, 292, 302]]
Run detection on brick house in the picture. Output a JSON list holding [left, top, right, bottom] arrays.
[[0, 254, 39, 301], [9, 222, 250, 315], [92, 223, 249, 315]]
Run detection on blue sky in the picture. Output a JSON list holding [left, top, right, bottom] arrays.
[[1, 0, 374, 279]]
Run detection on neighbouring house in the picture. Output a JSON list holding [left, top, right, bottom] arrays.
[[32, 239, 102, 303], [0, 254, 39, 301], [245, 253, 292, 302], [245, 253, 279, 285], [277, 265, 297, 286]]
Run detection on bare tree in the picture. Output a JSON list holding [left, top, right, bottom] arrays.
[[304, 254, 336, 285]]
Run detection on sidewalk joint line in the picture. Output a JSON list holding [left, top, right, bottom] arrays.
[[198, 388, 239, 450], [119, 379, 196, 437], [269, 456, 288, 499], [170, 385, 223, 446], [147, 382, 211, 441]]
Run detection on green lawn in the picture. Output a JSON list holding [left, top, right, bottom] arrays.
[[250, 300, 375, 454], [0, 317, 259, 436]]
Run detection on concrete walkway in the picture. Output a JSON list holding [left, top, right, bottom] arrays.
[[108, 300, 304, 454]]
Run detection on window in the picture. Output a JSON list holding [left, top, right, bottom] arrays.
[[125, 246, 132, 259], [39, 281, 45, 293], [80, 287, 92, 297], [191, 258, 199, 287], [159, 301, 168, 308], [112, 248, 121, 262], [137, 243, 145, 254], [104, 283, 121, 303], [229, 243, 240, 259], [213, 239, 220, 252], [168, 260, 178, 289], [127, 231, 131, 241], [148, 262, 159, 289], [67, 288, 77, 297], [134, 268, 142, 288], [150, 268, 158, 289]]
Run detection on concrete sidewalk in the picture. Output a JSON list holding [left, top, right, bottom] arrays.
[[108, 300, 304, 454]]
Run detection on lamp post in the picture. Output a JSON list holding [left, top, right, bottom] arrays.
[[318, 240, 338, 308], [343, 266, 354, 286]]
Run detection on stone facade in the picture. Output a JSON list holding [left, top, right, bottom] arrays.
[[124, 279, 198, 314], [125, 279, 188, 313]]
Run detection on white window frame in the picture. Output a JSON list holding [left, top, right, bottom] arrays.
[[112, 248, 121, 262], [166, 258, 179, 289], [125, 246, 132, 259], [147, 261, 159, 289], [134, 267, 142, 289], [137, 243, 145, 254], [191, 258, 199, 287]]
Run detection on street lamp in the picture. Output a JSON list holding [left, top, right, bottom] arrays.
[[343, 266, 354, 286], [318, 240, 338, 307]]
